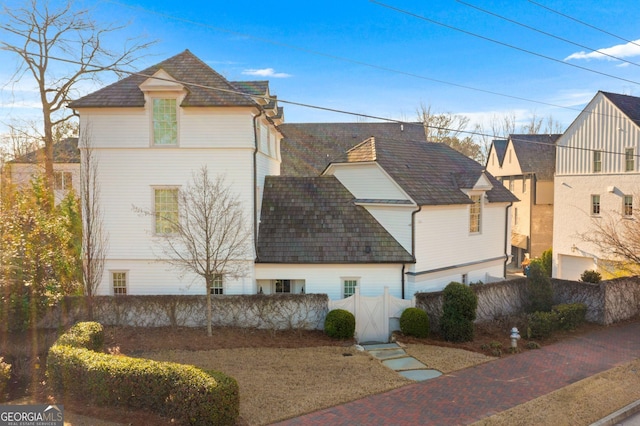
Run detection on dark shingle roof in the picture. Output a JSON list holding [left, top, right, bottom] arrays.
[[334, 137, 517, 206], [10, 137, 79, 164], [278, 122, 426, 176], [69, 50, 259, 108], [602, 91, 640, 127], [490, 139, 508, 164], [257, 176, 414, 264], [509, 134, 561, 181]]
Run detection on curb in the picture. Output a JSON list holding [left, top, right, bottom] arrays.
[[590, 399, 640, 426]]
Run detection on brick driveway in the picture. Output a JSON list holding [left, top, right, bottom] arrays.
[[275, 320, 640, 425]]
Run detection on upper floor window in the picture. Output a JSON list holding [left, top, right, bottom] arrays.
[[624, 195, 633, 217], [591, 194, 600, 216], [54, 171, 72, 190], [210, 274, 224, 295], [625, 148, 635, 172], [593, 150, 602, 173], [154, 188, 179, 234], [153, 98, 177, 145], [469, 195, 482, 233]]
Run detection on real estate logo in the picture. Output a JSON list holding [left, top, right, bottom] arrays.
[[0, 404, 63, 426]]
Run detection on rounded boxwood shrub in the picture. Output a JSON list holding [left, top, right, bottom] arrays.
[[324, 309, 355, 339], [440, 282, 478, 343], [399, 307, 430, 338], [580, 269, 602, 283]]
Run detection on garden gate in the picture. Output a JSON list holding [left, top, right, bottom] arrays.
[[328, 287, 414, 343]]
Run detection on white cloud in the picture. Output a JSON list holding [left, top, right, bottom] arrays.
[[242, 68, 291, 78], [565, 39, 640, 61]]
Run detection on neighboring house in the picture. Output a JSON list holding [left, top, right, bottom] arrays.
[[553, 91, 640, 280], [486, 134, 560, 267], [69, 50, 517, 299], [1, 137, 80, 204]]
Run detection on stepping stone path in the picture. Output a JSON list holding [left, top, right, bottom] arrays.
[[361, 342, 443, 382]]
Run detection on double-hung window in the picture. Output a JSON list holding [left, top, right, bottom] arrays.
[[112, 271, 128, 295], [54, 171, 73, 190], [153, 98, 177, 145], [155, 188, 179, 234], [591, 195, 601, 216], [593, 151, 602, 173], [625, 148, 635, 172], [624, 195, 633, 217], [343, 279, 358, 298], [469, 195, 482, 233], [210, 274, 224, 295]]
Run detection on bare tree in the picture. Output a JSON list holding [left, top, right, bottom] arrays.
[[0, 0, 154, 190], [79, 128, 107, 318], [577, 203, 640, 275], [520, 112, 564, 134], [417, 103, 483, 161], [137, 166, 252, 336]]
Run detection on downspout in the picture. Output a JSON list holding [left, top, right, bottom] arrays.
[[252, 109, 264, 260], [401, 264, 406, 300], [407, 205, 422, 300], [504, 201, 513, 278]]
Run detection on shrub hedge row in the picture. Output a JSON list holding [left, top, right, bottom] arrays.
[[527, 303, 587, 339], [46, 322, 239, 425]]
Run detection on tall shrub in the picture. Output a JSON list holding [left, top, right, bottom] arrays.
[[440, 282, 478, 342], [540, 248, 552, 277], [525, 262, 553, 313]]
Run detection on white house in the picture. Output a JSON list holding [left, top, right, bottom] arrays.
[[553, 91, 640, 280], [69, 50, 517, 299], [486, 134, 559, 267]]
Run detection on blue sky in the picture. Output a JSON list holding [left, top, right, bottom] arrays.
[[2, 0, 640, 138]]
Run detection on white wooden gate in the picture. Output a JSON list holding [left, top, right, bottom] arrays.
[[328, 287, 414, 343]]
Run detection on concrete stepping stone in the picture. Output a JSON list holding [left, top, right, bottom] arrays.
[[362, 343, 400, 350], [399, 369, 442, 381], [369, 348, 407, 360], [382, 356, 428, 371]]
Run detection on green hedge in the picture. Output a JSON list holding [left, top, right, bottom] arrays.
[[527, 311, 558, 339], [324, 309, 356, 339], [553, 303, 587, 331], [400, 307, 430, 338], [54, 321, 104, 351], [46, 322, 239, 425]]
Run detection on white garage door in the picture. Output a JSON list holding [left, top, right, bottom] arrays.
[[558, 254, 596, 281]]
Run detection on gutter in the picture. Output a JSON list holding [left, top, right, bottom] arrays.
[[253, 108, 264, 260], [407, 205, 422, 299]]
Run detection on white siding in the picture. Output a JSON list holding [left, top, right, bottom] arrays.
[[255, 264, 404, 300], [359, 205, 415, 252], [407, 258, 505, 295], [328, 163, 410, 201]]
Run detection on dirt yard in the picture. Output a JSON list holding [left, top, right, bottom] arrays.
[[3, 318, 638, 425]]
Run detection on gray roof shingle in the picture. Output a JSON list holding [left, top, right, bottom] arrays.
[[257, 176, 414, 264], [278, 122, 426, 176], [601, 91, 640, 127], [509, 134, 561, 181], [10, 137, 79, 164], [69, 50, 260, 109], [333, 137, 517, 205]]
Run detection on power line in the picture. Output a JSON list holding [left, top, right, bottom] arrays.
[[370, 0, 640, 86], [51, 53, 640, 160], [527, 0, 640, 50], [93, 0, 607, 120], [456, 0, 640, 68]]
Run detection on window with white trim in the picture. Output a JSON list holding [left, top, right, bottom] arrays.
[[591, 194, 600, 216], [210, 274, 224, 295], [54, 171, 73, 190], [343, 279, 358, 298], [153, 98, 177, 145], [624, 195, 633, 217], [625, 148, 634, 172], [593, 150, 602, 173], [469, 195, 482, 233], [155, 188, 179, 234], [461, 274, 468, 285], [112, 271, 128, 295]]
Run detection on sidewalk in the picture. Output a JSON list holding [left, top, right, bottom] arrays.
[[275, 320, 640, 425]]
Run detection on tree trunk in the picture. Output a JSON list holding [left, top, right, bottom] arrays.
[[206, 275, 212, 336]]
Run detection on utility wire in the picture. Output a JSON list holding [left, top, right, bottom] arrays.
[[370, 0, 640, 86], [528, 0, 640, 50], [456, 0, 640, 68], [94, 0, 609, 119], [50, 52, 639, 160]]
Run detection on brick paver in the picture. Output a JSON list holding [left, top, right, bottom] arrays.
[[275, 320, 640, 425]]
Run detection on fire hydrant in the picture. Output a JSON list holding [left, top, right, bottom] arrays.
[[510, 327, 521, 349]]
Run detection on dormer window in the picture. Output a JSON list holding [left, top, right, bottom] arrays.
[[153, 98, 178, 145]]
